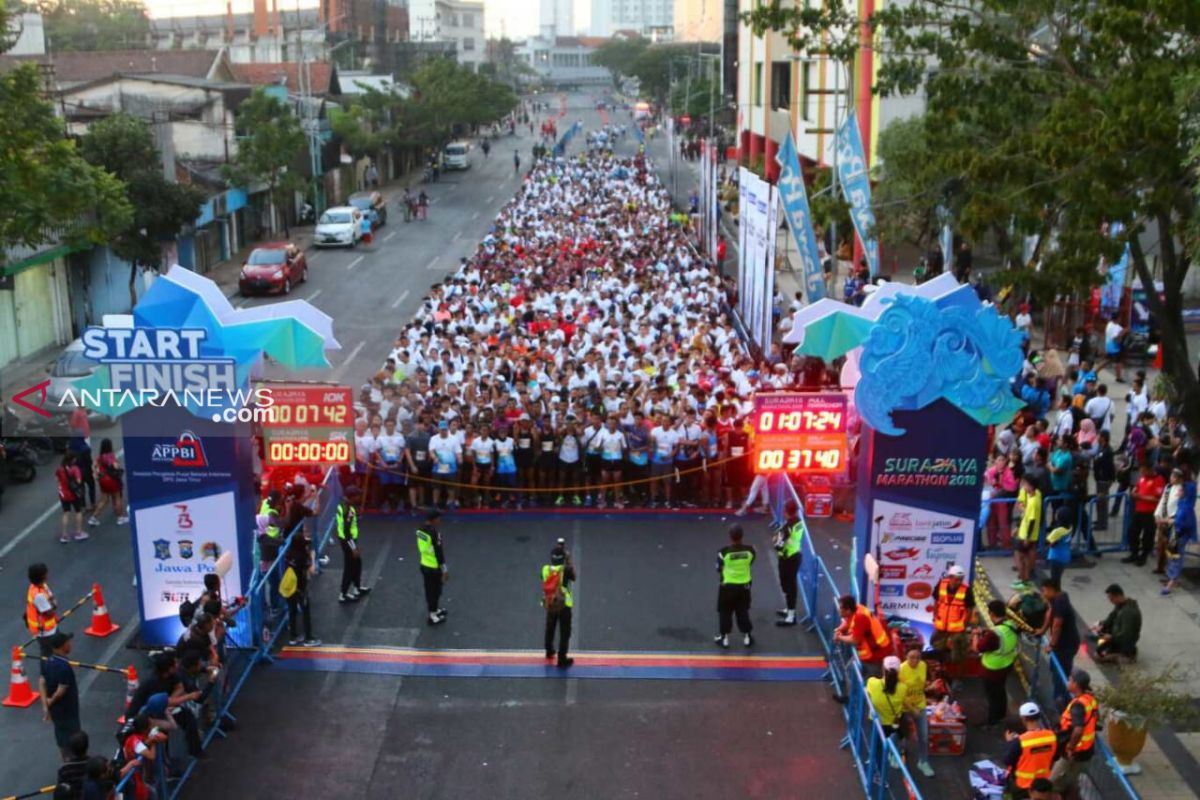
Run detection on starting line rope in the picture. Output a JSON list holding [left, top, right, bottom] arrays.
[[0, 785, 57, 800], [361, 453, 744, 493], [18, 589, 94, 651], [20, 650, 132, 679]]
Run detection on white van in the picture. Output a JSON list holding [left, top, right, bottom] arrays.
[[443, 141, 471, 170]]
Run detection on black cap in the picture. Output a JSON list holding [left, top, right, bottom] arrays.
[[1105, 583, 1124, 595], [47, 631, 73, 649]]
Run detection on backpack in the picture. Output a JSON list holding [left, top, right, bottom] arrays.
[[279, 567, 298, 599], [542, 568, 566, 611], [1012, 589, 1047, 631]]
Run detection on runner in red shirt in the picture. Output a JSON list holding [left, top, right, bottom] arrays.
[[55, 453, 87, 544]]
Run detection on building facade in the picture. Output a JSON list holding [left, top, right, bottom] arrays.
[[592, 0, 674, 39], [539, 0, 575, 38], [673, 0, 722, 42], [516, 35, 611, 88], [435, 0, 485, 71]]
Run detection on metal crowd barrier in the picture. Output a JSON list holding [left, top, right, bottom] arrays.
[[770, 474, 924, 800], [977, 492, 1132, 557]]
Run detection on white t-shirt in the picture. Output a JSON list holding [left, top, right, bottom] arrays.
[[376, 432, 405, 463], [651, 426, 680, 463], [429, 435, 462, 474], [470, 437, 495, 465], [596, 429, 627, 460], [1084, 396, 1114, 430]]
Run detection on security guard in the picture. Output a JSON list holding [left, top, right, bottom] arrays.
[[931, 564, 975, 660], [541, 539, 576, 668], [335, 486, 371, 603], [774, 500, 806, 626], [416, 510, 448, 625], [259, 489, 282, 519], [977, 599, 1019, 726], [1051, 669, 1098, 794], [26, 563, 59, 657], [1004, 702, 1057, 798], [714, 526, 756, 649]]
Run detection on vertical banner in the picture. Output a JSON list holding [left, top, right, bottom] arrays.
[[738, 167, 774, 350], [699, 138, 711, 256], [775, 132, 826, 302], [855, 400, 987, 639], [706, 137, 719, 259], [123, 403, 258, 647], [834, 111, 880, 278], [762, 186, 779, 349], [1102, 222, 1129, 314]]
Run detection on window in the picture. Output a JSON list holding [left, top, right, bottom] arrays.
[[770, 61, 791, 110], [460, 12, 473, 28], [462, 37, 475, 51], [753, 62, 763, 107], [800, 62, 813, 121]]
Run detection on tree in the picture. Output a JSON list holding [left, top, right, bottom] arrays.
[[871, 117, 951, 251], [38, 0, 151, 51], [224, 89, 306, 236], [629, 44, 699, 103], [329, 85, 400, 161], [592, 36, 649, 79], [80, 113, 204, 306], [398, 59, 517, 147], [747, 0, 1200, 434], [670, 75, 717, 121], [0, 65, 131, 272]]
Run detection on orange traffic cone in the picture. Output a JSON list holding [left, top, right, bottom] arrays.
[[117, 665, 137, 723], [2, 647, 37, 708], [84, 583, 119, 638]]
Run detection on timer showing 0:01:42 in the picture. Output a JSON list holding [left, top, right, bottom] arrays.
[[756, 409, 845, 433], [756, 447, 843, 472]]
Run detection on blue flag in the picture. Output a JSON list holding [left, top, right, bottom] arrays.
[[834, 112, 880, 277], [775, 133, 826, 302]]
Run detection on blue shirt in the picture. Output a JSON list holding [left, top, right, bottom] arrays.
[[1049, 449, 1073, 493], [42, 655, 79, 723]]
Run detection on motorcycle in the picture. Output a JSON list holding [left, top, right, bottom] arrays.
[[2, 406, 62, 462], [298, 203, 316, 226], [0, 440, 37, 484]]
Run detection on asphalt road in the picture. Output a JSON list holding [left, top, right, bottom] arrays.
[[0, 98, 567, 796]]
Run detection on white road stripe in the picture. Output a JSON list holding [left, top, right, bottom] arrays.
[[306, 288, 323, 303], [331, 340, 366, 381], [425, 256, 440, 270], [391, 289, 410, 309], [453, 230, 462, 241], [472, 211, 481, 220], [345, 255, 364, 271], [486, 195, 495, 203], [383, 231, 396, 242]]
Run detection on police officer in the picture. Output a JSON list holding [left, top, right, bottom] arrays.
[[542, 539, 576, 668], [715, 525, 756, 649], [335, 486, 371, 603], [416, 510, 448, 625], [774, 500, 806, 626]]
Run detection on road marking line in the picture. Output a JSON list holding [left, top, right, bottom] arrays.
[[425, 256, 439, 270], [383, 231, 396, 242], [453, 230, 462, 241], [486, 195, 495, 203], [77, 621, 137, 697], [391, 289, 410, 309], [331, 339, 366, 381], [306, 288, 323, 303], [346, 255, 364, 271], [472, 211, 481, 220]]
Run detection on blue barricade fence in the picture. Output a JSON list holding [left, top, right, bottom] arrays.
[[978, 492, 1133, 557], [106, 467, 344, 800], [770, 474, 925, 800]]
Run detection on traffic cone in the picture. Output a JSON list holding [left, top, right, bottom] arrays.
[[117, 665, 137, 724], [2, 647, 37, 708], [84, 583, 119, 638]]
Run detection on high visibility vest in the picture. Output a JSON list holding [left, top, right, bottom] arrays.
[[865, 677, 903, 727], [335, 504, 358, 541], [720, 548, 754, 585], [1012, 729, 1057, 788], [1060, 693, 1099, 755], [541, 564, 574, 608], [260, 498, 280, 538], [25, 584, 56, 638], [981, 622, 1018, 671], [933, 579, 970, 633], [853, 605, 891, 660], [259, 498, 277, 516], [778, 519, 805, 559], [416, 527, 439, 570]]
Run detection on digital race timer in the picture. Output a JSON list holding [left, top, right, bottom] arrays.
[[751, 392, 849, 476], [260, 384, 355, 467]]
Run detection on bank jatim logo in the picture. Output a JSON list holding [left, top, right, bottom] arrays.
[[151, 431, 208, 468]]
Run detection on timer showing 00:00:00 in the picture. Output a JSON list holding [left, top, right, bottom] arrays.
[[267, 440, 352, 465]]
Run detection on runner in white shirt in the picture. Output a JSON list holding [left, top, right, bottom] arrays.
[[595, 418, 628, 508], [469, 425, 496, 508], [649, 417, 681, 507], [428, 423, 462, 508]]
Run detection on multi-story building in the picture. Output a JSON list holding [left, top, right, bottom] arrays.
[[539, 0, 574, 38], [673, 0, 722, 42], [436, 0, 485, 71], [592, 0, 674, 39], [516, 35, 610, 88]]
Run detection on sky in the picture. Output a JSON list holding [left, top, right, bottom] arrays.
[[139, 0, 595, 39]]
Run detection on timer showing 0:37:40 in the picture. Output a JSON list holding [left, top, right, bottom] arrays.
[[755, 447, 844, 472]]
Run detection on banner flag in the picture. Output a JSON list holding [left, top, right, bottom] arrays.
[[776, 132, 826, 302], [834, 112, 880, 277]]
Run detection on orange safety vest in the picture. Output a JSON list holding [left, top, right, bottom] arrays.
[[25, 584, 56, 638], [1013, 729, 1057, 788], [852, 605, 891, 660], [1059, 693, 1099, 755], [933, 579, 970, 633]]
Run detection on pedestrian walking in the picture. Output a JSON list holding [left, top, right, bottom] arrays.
[[283, 531, 321, 647], [67, 407, 95, 514], [900, 648, 935, 777], [1038, 579, 1081, 683], [514, 150, 521, 173], [55, 453, 87, 543], [89, 438, 128, 525], [335, 486, 372, 603], [541, 538, 576, 668], [975, 599, 1018, 727], [714, 525, 756, 649], [38, 632, 81, 760], [773, 500, 806, 626], [416, 509, 448, 625], [26, 562, 59, 658], [359, 211, 373, 246]]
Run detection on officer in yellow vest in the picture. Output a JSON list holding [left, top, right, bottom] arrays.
[[416, 510, 447, 625], [1051, 669, 1098, 794], [1004, 702, 1057, 799], [714, 526, 756, 649], [977, 599, 1019, 727], [541, 539, 576, 668], [773, 500, 806, 627], [336, 486, 371, 603]]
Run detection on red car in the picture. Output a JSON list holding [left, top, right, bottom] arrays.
[[238, 243, 307, 296]]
